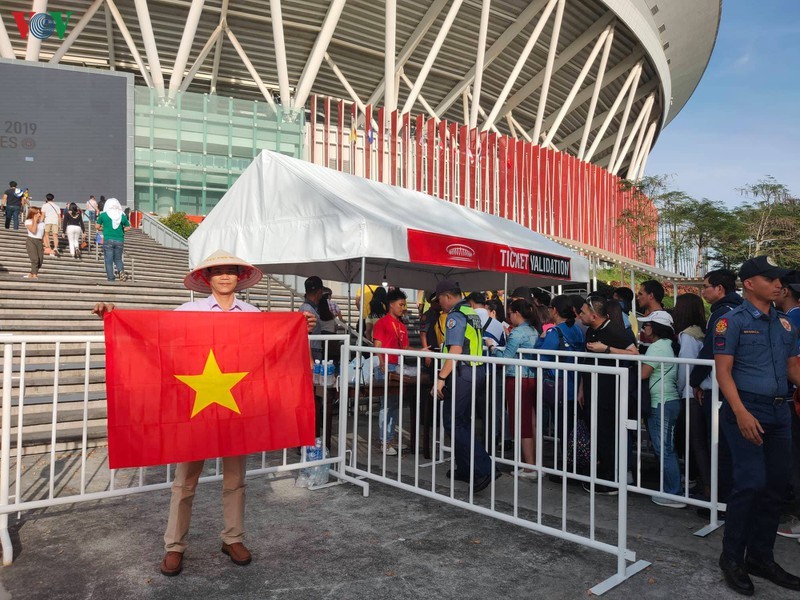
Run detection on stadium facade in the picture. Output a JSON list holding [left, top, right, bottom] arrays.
[[0, 0, 720, 267]]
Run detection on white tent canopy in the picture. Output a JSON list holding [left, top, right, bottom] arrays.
[[188, 151, 589, 290]]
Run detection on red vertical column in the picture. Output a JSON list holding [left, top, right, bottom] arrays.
[[498, 137, 507, 219], [554, 152, 562, 238], [520, 141, 529, 228], [426, 118, 436, 196], [365, 105, 373, 181], [337, 100, 344, 172], [469, 129, 477, 210], [479, 131, 488, 212], [563, 154, 570, 239], [377, 107, 385, 182], [506, 139, 516, 223], [438, 120, 447, 199], [449, 122, 458, 204], [488, 133, 497, 215], [323, 97, 331, 169], [390, 110, 398, 186], [529, 146, 540, 232], [350, 102, 358, 175], [402, 112, 411, 188], [310, 95, 317, 164], [414, 113, 423, 191], [458, 126, 468, 207], [514, 140, 526, 225]]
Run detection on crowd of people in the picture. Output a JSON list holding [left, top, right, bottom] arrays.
[[313, 259, 800, 595], [1, 182, 131, 281]]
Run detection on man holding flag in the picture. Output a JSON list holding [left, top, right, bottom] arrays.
[[93, 250, 317, 577]]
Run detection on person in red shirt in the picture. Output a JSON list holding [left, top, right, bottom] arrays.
[[372, 288, 410, 455]]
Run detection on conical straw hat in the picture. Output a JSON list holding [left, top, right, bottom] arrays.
[[183, 249, 263, 293]]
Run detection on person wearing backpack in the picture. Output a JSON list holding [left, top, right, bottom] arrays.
[[536, 295, 586, 414]]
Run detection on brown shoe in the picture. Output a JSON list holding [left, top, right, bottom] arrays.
[[160, 551, 183, 576], [221, 542, 252, 566]]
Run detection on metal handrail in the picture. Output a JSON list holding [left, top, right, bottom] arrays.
[[139, 212, 189, 250]]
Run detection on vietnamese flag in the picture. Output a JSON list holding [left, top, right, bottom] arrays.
[[104, 310, 316, 469]]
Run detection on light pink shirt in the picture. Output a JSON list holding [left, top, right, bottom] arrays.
[[175, 295, 260, 312]]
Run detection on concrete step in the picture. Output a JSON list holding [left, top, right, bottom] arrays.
[[8, 393, 107, 411], [9, 426, 109, 452]]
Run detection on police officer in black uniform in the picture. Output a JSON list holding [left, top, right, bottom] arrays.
[[714, 256, 800, 595], [434, 280, 497, 493]]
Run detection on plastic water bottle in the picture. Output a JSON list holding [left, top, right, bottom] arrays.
[[326, 361, 336, 387], [313, 360, 321, 385], [297, 437, 330, 488], [319, 360, 328, 386]]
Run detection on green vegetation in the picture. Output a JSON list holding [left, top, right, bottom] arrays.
[[159, 212, 199, 239], [624, 175, 799, 273]]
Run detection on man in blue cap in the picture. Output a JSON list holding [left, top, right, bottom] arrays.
[[714, 255, 800, 595]]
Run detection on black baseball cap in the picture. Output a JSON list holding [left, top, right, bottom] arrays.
[[781, 270, 800, 292], [304, 275, 323, 293], [434, 279, 460, 296], [738, 256, 789, 282], [510, 286, 533, 300], [466, 291, 487, 305]]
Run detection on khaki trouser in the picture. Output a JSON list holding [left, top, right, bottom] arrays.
[[163, 455, 247, 553]]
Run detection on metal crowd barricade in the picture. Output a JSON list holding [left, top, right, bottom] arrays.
[[0, 333, 359, 566], [342, 345, 649, 595], [517, 347, 724, 537]]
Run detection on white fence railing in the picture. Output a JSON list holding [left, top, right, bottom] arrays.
[[341, 345, 649, 595], [1, 334, 727, 595], [517, 348, 724, 537]]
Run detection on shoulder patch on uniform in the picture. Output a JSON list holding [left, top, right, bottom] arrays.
[[780, 317, 792, 332], [446, 318, 456, 329], [715, 318, 728, 336]]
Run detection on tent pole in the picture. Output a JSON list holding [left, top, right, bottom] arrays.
[[503, 273, 508, 309], [358, 256, 366, 345]]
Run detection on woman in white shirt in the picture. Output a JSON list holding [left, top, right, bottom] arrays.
[[24, 207, 45, 279]]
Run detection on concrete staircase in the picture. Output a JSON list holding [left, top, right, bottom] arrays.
[[0, 226, 338, 455]]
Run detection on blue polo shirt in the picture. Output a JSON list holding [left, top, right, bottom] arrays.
[[713, 299, 800, 397]]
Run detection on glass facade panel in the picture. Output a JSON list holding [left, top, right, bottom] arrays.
[[134, 87, 304, 215]]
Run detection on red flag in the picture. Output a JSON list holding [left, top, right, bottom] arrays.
[[104, 310, 316, 469]]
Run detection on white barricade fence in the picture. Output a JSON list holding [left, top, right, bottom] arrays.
[[517, 348, 724, 537], [342, 345, 650, 595], [0, 333, 360, 566]]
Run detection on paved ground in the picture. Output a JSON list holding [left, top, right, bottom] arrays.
[[1, 464, 798, 600]]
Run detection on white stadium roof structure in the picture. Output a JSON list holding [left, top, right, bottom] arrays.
[[0, 0, 720, 175]]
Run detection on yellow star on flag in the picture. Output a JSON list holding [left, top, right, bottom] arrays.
[[174, 349, 250, 418]]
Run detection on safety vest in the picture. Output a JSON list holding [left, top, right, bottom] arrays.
[[442, 302, 484, 366]]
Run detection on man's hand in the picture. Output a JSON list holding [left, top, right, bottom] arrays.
[[586, 341, 606, 353], [435, 378, 445, 399], [91, 303, 115, 317], [735, 409, 764, 446], [693, 387, 704, 404], [302, 311, 317, 334]]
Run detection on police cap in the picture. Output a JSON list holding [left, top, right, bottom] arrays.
[[738, 256, 789, 282]]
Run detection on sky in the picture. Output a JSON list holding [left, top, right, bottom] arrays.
[[646, 1, 800, 207]]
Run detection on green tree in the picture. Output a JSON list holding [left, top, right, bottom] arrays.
[[738, 176, 792, 256], [160, 212, 199, 239], [682, 198, 730, 273], [655, 190, 694, 273], [617, 177, 661, 263]]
